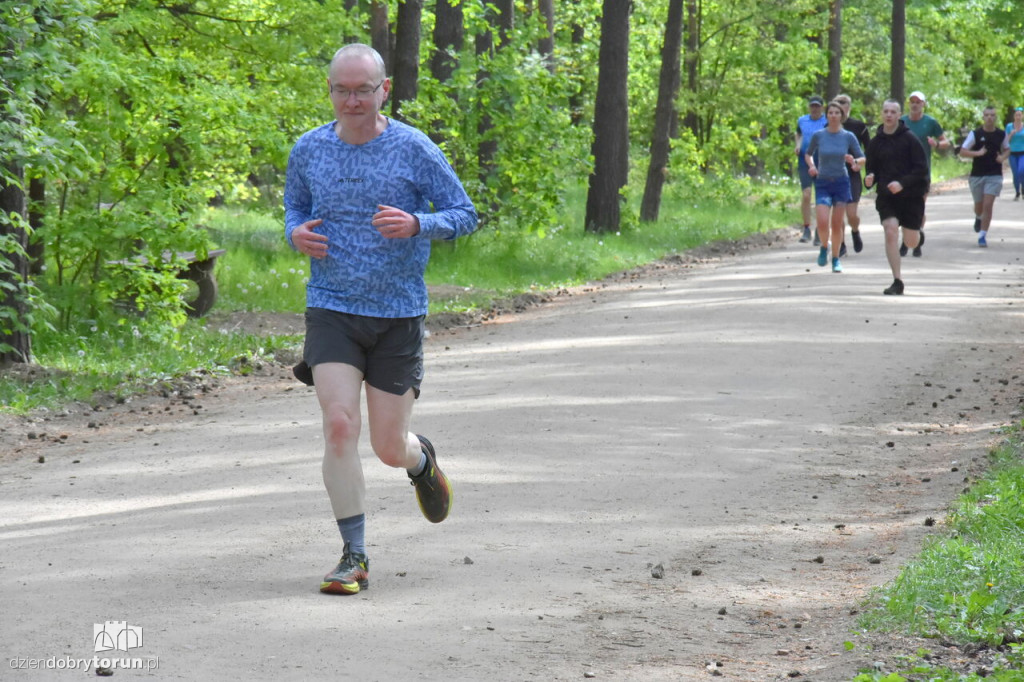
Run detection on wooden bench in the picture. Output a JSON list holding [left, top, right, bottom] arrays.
[[108, 249, 226, 317]]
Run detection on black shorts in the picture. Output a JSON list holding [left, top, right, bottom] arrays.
[[303, 307, 424, 397], [875, 193, 924, 231], [848, 169, 863, 203]]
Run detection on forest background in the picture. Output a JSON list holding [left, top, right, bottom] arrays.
[[1, 0, 1022, 387]]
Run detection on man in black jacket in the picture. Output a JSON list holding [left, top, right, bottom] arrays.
[[864, 100, 930, 295]]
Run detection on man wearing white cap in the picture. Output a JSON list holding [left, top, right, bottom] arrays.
[[900, 91, 950, 256]]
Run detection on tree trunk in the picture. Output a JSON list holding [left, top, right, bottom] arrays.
[[27, 175, 44, 276], [494, 0, 514, 47], [826, 0, 842, 101], [681, 0, 699, 140], [391, 0, 423, 121], [568, 14, 585, 126], [0, 160, 32, 365], [640, 0, 684, 223], [0, 30, 31, 365], [476, 0, 512, 181], [584, 0, 630, 234], [537, 0, 555, 73], [890, 0, 905, 104], [431, 0, 463, 84], [429, 0, 464, 145], [371, 1, 391, 75], [343, 0, 359, 44]]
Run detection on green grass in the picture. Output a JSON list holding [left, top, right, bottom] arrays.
[[427, 177, 792, 310], [849, 427, 1024, 681], [204, 208, 309, 313], [0, 319, 299, 412]]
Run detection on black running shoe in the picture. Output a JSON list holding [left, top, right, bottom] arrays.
[[912, 231, 924, 257], [321, 544, 369, 595], [899, 242, 908, 257], [839, 241, 847, 258], [974, 217, 981, 233], [883, 279, 904, 296], [293, 360, 314, 386], [409, 435, 452, 523], [852, 230, 863, 253]]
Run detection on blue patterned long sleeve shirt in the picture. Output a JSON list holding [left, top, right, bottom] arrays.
[[284, 119, 477, 318]]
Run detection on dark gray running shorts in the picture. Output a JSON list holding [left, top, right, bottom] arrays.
[[848, 169, 863, 203], [875, 193, 924, 231], [303, 307, 424, 398]]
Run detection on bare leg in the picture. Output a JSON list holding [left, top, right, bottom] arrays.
[[883, 218, 901, 281], [316, 363, 368, 520], [801, 188, 813, 227], [845, 201, 861, 233], [830, 204, 846, 257], [365, 384, 420, 470], [980, 194, 997, 231], [815, 204, 830, 247]]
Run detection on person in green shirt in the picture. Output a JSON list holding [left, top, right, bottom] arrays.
[[899, 91, 950, 256]]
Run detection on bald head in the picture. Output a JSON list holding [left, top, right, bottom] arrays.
[[330, 44, 386, 82]]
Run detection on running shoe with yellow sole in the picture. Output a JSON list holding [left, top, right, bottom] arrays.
[[409, 435, 452, 523], [320, 545, 369, 595]]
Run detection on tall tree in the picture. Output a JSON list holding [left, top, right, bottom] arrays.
[[0, 161, 31, 365], [681, 0, 699, 139], [891, 0, 905, 103], [640, 0, 684, 223], [431, 0, 464, 84], [392, 0, 424, 120], [537, 0, 555, 73], [371, 1, 391, 73], [826, 0, 842, 100], [475, 0, 513, 181], [584, 0, 630, 234], [568, 8, 586, 126]]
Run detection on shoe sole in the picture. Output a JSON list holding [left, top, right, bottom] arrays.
[[414, 435, 453, 523], [320, 577, 368, 595]]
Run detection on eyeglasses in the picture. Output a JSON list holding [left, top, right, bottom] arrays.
[[330, 80, 385, 100]]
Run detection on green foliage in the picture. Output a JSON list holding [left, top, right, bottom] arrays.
[[202, 208, 306, 313], [852, 427, 1024, 679], [4, 0, 1024, 351]]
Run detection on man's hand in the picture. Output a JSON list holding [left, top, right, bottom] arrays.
[[887, 181, 903, 194], [864, 173, 874, 189], [373, 205, 420, 239], [292, 218, 328, 259]]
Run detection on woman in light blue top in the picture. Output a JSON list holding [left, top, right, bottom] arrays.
[[1005, 107, 1024, 199], [806, 101, 865, 273]]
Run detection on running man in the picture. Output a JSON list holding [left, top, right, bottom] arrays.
[[834, 94, 871, 255], [900, 91, 950, 256], [795, 96, 827, 243], [285, 44, 478, 595], [959, 105, 1010, 248], [864, 100, 929, 295]]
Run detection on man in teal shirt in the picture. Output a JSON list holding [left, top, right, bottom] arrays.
[[900, 91, 950, 255]]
